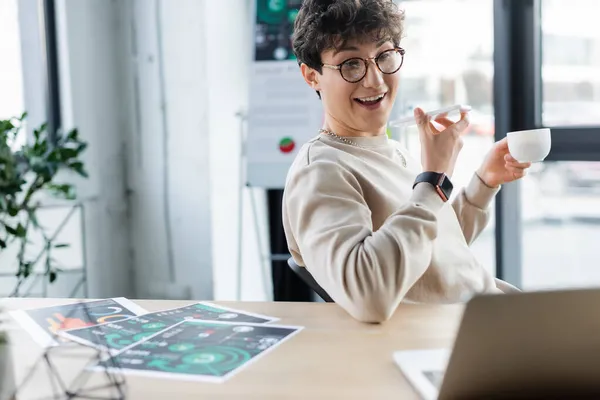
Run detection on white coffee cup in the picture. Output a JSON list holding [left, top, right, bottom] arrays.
[[507, 128, 551, 163]]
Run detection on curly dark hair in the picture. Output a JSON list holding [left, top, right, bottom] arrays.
[[292, 0, 405, 73]]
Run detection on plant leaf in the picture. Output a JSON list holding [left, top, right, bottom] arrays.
[[27, 209, 40, 229], [18, 262, 32, 278], [70, 162, 88, 178], [4, 225, 17, 236], [48, 183, 76, 200], [7, 203, 19, 217], [2, 121, 14, 132], [67, 129, 78, 140], [15, 223, 27, 237], [59, 148, 78, 160], [49, 271, 57, 283], [54, 243, 70, 248]]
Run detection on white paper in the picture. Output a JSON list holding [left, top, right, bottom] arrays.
[[90, 319, 304, 383], [58, 301, 279, 355], [9, 297, 148, 348], [198, 301, 279, 323], [393, 348, 450, 400]]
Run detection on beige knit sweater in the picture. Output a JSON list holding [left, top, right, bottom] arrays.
[[282, 133, 514, 323]]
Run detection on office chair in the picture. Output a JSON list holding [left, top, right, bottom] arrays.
[[287, 257, 334, 303]]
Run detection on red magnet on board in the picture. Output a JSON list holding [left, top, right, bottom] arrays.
[[279, 137, 295, 153]]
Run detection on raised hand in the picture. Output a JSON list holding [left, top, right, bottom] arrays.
[[477, 137, 532, 187], [414, 107, 470, 177]]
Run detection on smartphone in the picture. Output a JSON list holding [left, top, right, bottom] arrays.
[[389, 104, 472, 127]]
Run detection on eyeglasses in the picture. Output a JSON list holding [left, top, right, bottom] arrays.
[[322, 47, 405, 83]]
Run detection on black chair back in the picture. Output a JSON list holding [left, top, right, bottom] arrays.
[[287, 258, 334, 303]]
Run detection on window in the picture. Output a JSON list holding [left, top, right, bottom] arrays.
[[522, 161, 600, 289], [541, 0, 600, 126], [0, 0, 25, 121], [543, 35, 593, 67], [394, 0, 496, 275], [517, 0, 600, 289]]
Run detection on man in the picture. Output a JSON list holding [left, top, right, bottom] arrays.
[[282, 0, 529, 323]]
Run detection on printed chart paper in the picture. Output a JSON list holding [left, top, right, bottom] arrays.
[[94, 319, 303, 383], [59, 302, 278, 354], [10, 298, 148, 347]]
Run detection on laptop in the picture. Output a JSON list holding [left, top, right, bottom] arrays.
[[394, 288, 600, 399]]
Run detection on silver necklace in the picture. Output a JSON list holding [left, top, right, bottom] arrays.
[[319, 128, 407, 167]]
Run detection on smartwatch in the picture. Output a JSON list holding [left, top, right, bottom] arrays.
[[413, 172, 453, 202]]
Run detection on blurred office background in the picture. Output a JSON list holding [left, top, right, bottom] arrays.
[[0, 0, 599, 301]]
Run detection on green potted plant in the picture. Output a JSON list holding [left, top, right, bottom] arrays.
[[0, 113, 88, 296]]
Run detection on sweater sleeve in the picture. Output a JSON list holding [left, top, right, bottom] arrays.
[[284, 160, 445, 323], [450, 172, 500, 245]]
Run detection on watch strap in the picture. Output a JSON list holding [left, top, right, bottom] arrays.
[[413, 172, 453, 202]]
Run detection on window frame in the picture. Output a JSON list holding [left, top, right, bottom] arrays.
[[493, 0, 600, 287], [42, 0, 61, 143], [17, 0, 60, 143]]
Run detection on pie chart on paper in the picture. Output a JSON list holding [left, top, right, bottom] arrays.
[[279, 137, 295, 154]]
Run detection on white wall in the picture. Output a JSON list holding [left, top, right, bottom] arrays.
[[17, 0, 46, 132], [204, 0, 271, 301], [23, 0, 269, 301], [55, 0, 133, 298], [124, 0, 214, 300], [124, 0, 269, 301]]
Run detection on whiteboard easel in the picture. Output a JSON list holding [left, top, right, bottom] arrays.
[[235, 110, 284, 302]]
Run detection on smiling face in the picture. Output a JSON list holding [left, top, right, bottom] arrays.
[[301, 38, 401, 136]]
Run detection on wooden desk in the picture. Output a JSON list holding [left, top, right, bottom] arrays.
[[3, 298, 464, 399]]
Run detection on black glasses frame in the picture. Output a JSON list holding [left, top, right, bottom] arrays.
[[321, 47, 406, 83]]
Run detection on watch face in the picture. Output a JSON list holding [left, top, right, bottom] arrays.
[[439, 174, 454, 199], [440, 174, 453, 191]]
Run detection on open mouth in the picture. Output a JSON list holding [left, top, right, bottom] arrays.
[[354, 93, 386, 107]]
